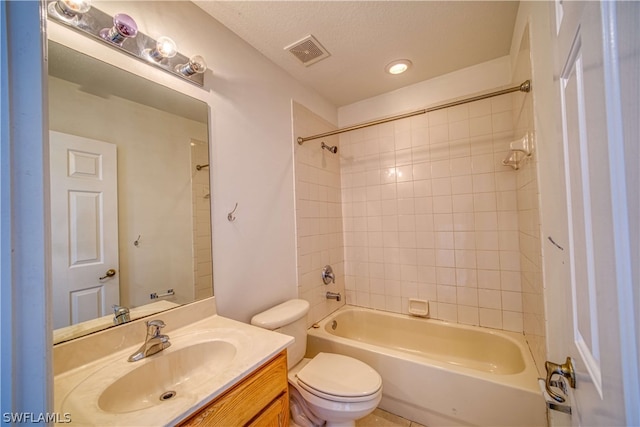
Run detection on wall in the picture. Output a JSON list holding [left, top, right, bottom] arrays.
[[616, 3, 640, 365], [1, 0, 52, 415], [339, 56, 512, 127], [340, 89, 527, 331], [160, 1, 337, 323], [48, 1, 338, 323], [338, 58, 529, 329], [334, 5, 558, 353], [49, 76, 207, 308], [510, 26, 547, 374], [509, 2, 569, 377], [292, 102, 345, 326]]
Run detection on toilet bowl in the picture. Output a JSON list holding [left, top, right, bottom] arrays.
[[289, 355, 382, 426], [251, 299, 382, 427]]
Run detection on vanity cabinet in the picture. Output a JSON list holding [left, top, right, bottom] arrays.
[[180, 350, 289, 426], [247, 393, 288, 427]]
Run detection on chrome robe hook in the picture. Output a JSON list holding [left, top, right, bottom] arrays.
[[227, 203, 238, 221]]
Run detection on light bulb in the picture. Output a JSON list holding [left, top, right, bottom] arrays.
[[99, 13, 138, 46], [146, 36, 177, 62], [156, 37, 177, 58], [389, 63, 408, 74], [48, 0, 91, 21], [386, 59, 412, 75], [176, 55, 207, 76]]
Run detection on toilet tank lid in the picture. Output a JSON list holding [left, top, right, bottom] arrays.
[[250, 299, 310, 330]]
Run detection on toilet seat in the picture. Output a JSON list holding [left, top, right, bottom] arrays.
[[295, 353, 382, 403]]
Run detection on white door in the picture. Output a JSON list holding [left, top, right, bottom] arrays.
[[552, 1, 639, 425], [50, 131, 120, 329]]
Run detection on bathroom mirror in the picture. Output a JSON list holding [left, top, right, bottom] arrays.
[[48, 41, 213, 344]]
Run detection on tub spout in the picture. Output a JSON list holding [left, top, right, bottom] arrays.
[[326, 291, 341, 302]]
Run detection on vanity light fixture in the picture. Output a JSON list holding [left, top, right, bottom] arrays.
[[145, 36, 178, 62], [47, 0, 91, 22], [100, 13, 138, 46], [386, 59, 412, 75], [46, 0, 207, 86], [176, 55, 207, 77]]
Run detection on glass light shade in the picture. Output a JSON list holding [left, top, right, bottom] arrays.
[[176, 55, 207, 76], [100, 13, 138, 45], [147, 36, 177, 61], [49, 0, 91, 20], [156, 37, 177, 58], [386, 59, 412, 75]]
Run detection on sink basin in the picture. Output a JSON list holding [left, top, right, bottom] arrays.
[[61, 336, 238, 421], [98, 340, 237, 413], [54, 315, 294, 426]]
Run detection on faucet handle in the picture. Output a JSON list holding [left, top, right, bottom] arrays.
[[146, 319, 166, 336]]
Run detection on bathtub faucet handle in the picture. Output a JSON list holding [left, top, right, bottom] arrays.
[[322, 265, 335, 284]]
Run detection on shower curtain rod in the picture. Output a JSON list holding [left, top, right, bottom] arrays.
[[297, 80, 531, 145]]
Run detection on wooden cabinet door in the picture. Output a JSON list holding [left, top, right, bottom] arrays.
[[180, 351, 288, 426], [247, 393, 288, 427]]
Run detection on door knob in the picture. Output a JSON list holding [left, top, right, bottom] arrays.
[[99, 269, 117, 280], [544, 357, 576, 403]]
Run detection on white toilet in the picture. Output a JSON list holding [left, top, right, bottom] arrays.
[[251, 299, 382, 427]]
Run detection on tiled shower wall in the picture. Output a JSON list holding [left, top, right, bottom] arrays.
[[513, 28, 546, 373], [293, 102, 346, 326], [340, 94, 525, 331], [191, 138, 214, 301]]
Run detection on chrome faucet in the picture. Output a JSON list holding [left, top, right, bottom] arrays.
[[128, 320, 171, 362], [326, 291, 341, 302], [113, 304, 130, 325]]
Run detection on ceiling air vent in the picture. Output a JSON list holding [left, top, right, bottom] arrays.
[[285, 35, 330, 67]]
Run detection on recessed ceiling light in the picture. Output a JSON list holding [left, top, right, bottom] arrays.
[[386, 59, 412, 75]]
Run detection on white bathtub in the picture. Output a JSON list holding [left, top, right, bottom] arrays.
[[306, 305, 546, 427]]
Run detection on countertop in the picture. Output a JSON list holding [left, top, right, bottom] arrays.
[[54, 313, 293, 426], [53, 300, 181, 345]]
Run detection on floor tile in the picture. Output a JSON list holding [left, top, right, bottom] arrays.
[[356, 408, 413, 427]]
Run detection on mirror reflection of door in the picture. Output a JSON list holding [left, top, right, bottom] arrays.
[[48, 41, 212, 343], [50, 131, 120, 328]]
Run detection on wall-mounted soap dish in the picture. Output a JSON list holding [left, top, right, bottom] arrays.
[[502, 133, 534, 170], [408, 298, 429, 317]]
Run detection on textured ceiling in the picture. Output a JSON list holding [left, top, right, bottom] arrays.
[[195, 1, 519, 107]]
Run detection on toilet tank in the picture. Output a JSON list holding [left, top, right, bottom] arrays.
[[250, 299, 309, 369]]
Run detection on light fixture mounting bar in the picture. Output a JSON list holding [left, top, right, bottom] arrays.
[[46, 1, 204, 87]]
